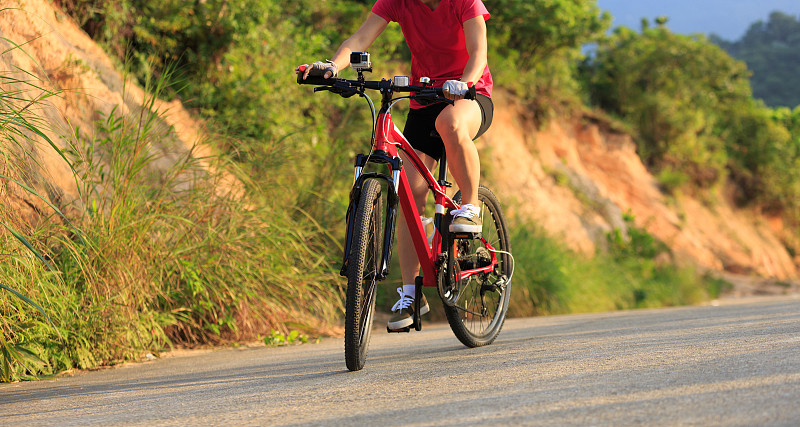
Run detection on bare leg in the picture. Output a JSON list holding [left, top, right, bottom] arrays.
[[397, 150, 437, 286], [435, 99, 482, 206]]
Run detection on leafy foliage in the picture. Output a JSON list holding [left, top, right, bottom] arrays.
[[709, 12, 800, 214], [59, 0, 409, 226], [508, 222, 726, 316], [485, 0, 610, 67], [584, 19, 800, 222], [607, 212, 670, 261], [585, 21, 751, 187], [712, 12, 800, 108], [262, 329, 311, 346], [484, 0, 610, 119]]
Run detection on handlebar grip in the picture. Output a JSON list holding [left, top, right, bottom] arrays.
[[466, 85, 477, 100], [296, 66, 336, 86], [297, 74, 335, 86]]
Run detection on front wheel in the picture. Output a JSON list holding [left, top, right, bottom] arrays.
[[443, 185, 512, 348], [344, 179, 383, 371]]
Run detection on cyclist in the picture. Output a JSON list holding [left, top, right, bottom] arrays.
[[296, 0, 494, 330]]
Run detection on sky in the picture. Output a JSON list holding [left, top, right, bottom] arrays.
[[595, 0, 800, 41]]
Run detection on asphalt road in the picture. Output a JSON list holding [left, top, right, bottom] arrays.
[[1, 296, 799, 426]]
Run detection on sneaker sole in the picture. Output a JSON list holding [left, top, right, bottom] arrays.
[[387, 316, 413, 330], [449, 224, 482, 233], [419, 302, 430, 315]]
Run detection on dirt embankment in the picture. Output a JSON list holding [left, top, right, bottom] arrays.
[[481, 90, 799, 293], [0, 0, 235, 227], [2, 1, 798, 295]]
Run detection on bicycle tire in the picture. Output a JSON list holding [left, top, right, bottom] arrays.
[[443, 185, 512, 347], [344, 178, 383, 371]]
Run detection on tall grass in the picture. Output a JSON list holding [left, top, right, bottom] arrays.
[[0, 56, 75, 379], [0, 54, 343, 380]]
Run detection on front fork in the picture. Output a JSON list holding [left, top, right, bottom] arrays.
[[340, 152, 403, 280], [340, 151, 450, 282]]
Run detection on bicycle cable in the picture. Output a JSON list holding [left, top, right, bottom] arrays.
[[361, 91, 377, 151], [486, 248, 515, 284], [351, 90, 379, 172]]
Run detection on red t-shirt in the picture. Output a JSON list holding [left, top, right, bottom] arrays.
[[371, 0, 493, 108]]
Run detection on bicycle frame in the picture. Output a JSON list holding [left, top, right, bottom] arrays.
[[340, 84, 498, 288]]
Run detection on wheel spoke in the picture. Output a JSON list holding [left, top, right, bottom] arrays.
[[359, 277, 376, 344], [444, 186, 511, 348]]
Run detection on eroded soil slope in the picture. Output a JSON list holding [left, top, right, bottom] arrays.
[[481, 91, 799, 285], [0, 0, 225, 225]]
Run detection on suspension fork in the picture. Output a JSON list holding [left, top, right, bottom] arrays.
[[339, 152, 403, 280]]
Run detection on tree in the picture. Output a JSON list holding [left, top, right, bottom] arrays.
[[485, 0, 610, 68], [712, 12, 800, 108], [586, 23, 751, 187], [587, 20, 800, 218]]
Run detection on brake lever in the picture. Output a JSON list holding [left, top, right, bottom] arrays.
[[314, 85, 359, 98], [338, 88, 359, 98]]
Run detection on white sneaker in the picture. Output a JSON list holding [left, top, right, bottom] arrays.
[[449, 204, 482, 233], [387, 287, 430, 330]]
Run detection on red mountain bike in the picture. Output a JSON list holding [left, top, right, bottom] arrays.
[[298, 54, 513, 371]]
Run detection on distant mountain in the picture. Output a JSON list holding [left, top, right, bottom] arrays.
[[596, 0, 800, 41]]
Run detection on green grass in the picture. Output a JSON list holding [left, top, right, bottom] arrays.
[[507, 221, 730, 317], [0, 54, 344, 381]]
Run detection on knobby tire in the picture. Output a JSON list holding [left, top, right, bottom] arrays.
[[344, 179, 383, 371]]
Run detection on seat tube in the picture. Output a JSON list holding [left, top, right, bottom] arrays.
[[432, 152, 450, 255]]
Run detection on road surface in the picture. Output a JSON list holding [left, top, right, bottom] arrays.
[[1, 296, 799, 425]]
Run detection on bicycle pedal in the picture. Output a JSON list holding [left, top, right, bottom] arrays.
[[451, 231, 482, 240], [387, 326, 411, 333]]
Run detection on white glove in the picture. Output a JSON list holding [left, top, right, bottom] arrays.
[[305, 60, 338, 79], [443, 80, 469, 97]]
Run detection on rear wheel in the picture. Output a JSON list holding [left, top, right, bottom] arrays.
[[443, 185, 512, 347], [344, 179, 383, 371]]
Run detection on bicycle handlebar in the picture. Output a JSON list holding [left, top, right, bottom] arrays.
[[296, 66, 477, 101]]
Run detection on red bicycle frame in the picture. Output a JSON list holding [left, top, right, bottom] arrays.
[[347, 100, 498, 288], [378, 111, 450, 286]]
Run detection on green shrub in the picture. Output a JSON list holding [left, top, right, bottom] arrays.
[[509, 220, 725, 317], [584, 19, 800, 219], [585, 22, 748, 189]]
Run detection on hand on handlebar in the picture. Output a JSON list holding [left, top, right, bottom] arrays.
[[295, 60, 338, 80], [443, 80, 471, 101], [296, 70, 476, 103]]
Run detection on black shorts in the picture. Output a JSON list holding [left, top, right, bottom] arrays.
[[402, 94, 494, 161]]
